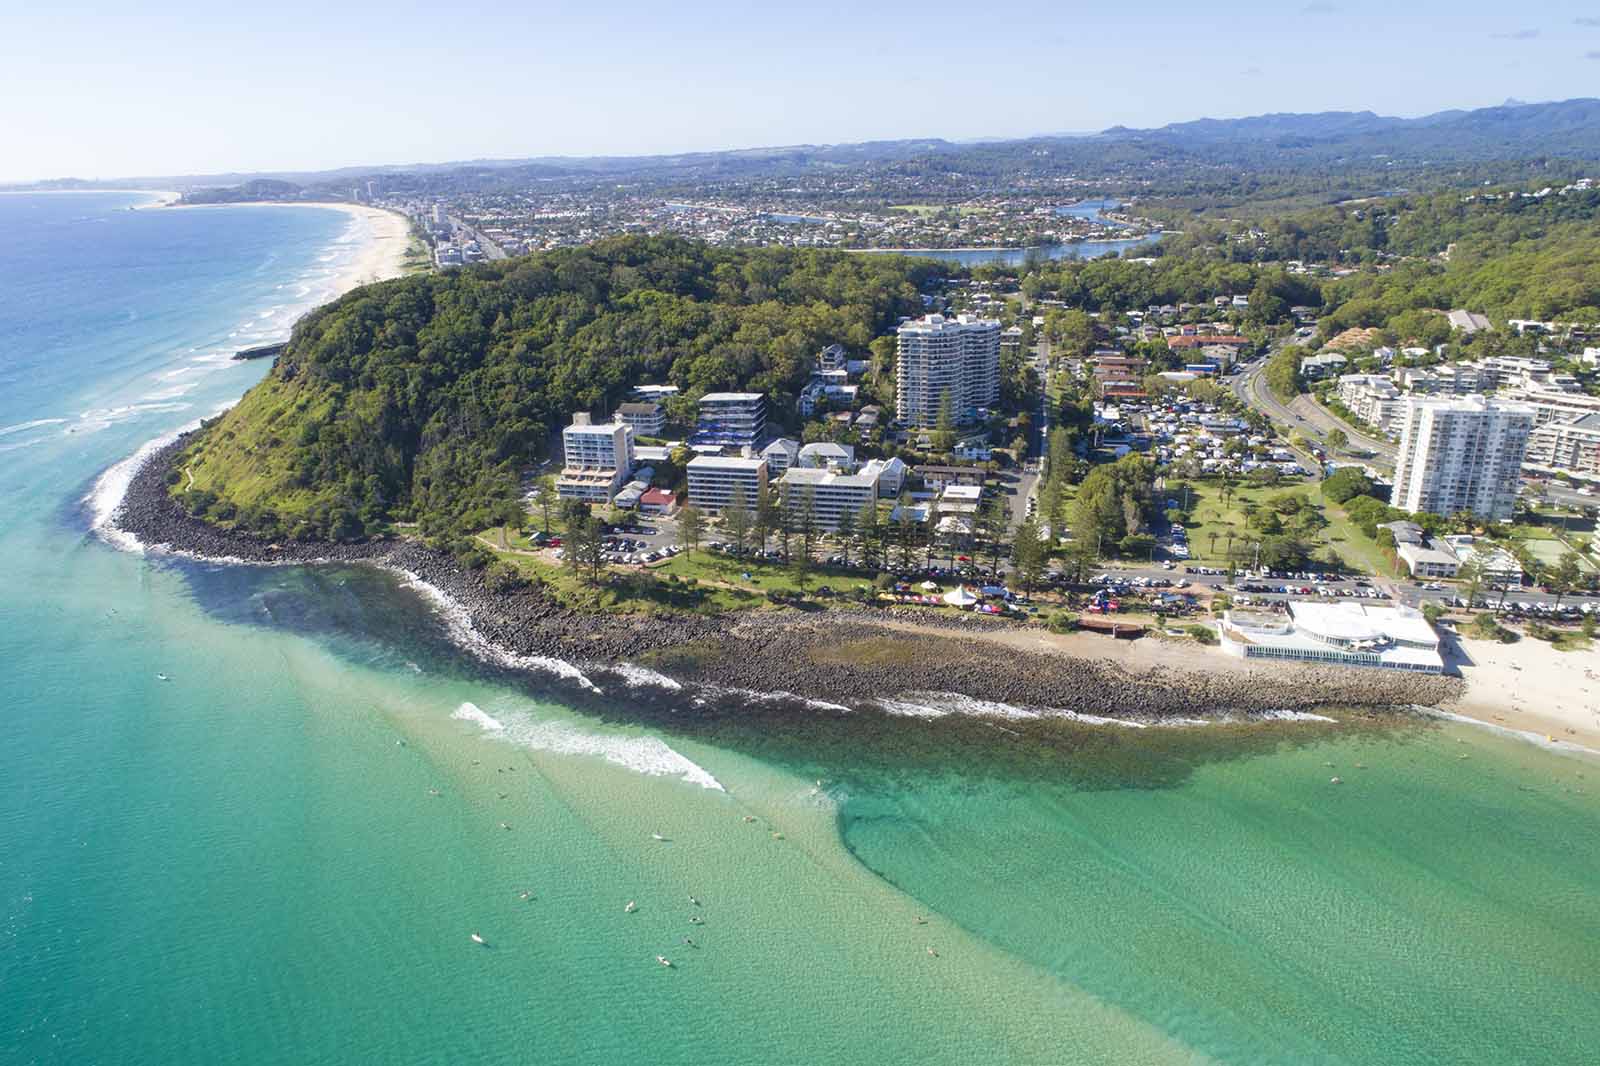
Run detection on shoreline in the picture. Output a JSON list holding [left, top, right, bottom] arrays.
[[106, 436, 1467, 723], [163, 201, 413, 289]]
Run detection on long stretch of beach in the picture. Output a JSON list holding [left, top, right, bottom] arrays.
[[177, 200, 412, 291], [133, 192, 412, 291]]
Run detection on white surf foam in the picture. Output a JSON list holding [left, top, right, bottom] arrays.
[[1058, 710, 1149, 728], [699, 683, 853, 713], [610, 663, 683, 691], [451, 702, 506, 732], [453, 702, 723, 790], [0, 418, 67, 438], [393, 568, 602, 695], [1259, 709, 1338, 723], [85, 423, 198, 552], [1418, 707, 1600, 759], [86, 402, 237, 553]]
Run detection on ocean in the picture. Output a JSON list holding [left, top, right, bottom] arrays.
[[2, 191, 1598, 1065]]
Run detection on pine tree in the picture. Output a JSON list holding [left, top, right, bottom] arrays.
[[833, 501, 857, 569], [723, 485, 752, 554]]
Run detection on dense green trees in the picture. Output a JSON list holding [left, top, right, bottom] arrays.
[[182, 237, 934, 541], [1066, 454, 1155, 557], [1322, 467, 1374, 504]]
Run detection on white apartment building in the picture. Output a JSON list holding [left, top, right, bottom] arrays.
[[1496, 387, 1600, 427], [1336, 374, 1406, 436], [1525, 413, 1600, 483], [686, 455, 767, 513], [778, 467, 878, 530], [1399, 363, 1486, 395], [557, 414, 635, 503], [1390, 396, 1533, 521], [895, 313, 1001, 427]]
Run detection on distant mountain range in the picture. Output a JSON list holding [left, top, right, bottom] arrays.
[[1099, 98, 1600, 157], [14, 98, 1600, 196]]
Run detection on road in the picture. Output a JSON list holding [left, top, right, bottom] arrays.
[[1091, 560, 1600, 614], [1230, 347, 1392, 469], [449, 216, 509, 260]]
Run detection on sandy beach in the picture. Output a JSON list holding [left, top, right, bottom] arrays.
[[158, 200, 412, 289], [1441, 631, 1600, 750]]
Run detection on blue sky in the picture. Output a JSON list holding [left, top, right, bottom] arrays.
[[5, 1, 1600, 181]]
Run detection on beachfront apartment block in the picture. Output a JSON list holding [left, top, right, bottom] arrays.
[[895, 313, 1001, 427], [778, 467, 878, 530], [1390, 396, 1533, 521], [686, 455, 767, 513], [614, 401, 665, 437], [775, 457, 906, 529], [692, 392, 767, 450], [1217, 601, 1444, 673], [557, 414, 635, 503]]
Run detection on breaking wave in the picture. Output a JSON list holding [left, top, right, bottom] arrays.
[[452, 702, 724, 790]]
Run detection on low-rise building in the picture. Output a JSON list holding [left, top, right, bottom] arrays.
[[1300, 351, 1349, 379], [797, 441, 855, 471], [1218, 602, 1443, 672], [631, 384, 680, 403], [1397, 540, 1461, 579], [639, 487, 677, 515], [760, 437, 800, 473], [686, 455, 767, 513], [859, 456, 908, 497], [916, 465, 985, 492], [1446, 309, 1492, 334], [614, 402, 665, 437], [937, 483, 983, 517]]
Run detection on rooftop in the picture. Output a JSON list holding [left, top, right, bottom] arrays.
[[687, 455, 766, 471], [699, 392, 765, 403]]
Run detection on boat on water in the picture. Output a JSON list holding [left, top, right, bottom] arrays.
[[625, 900, 637, 913], [471, 933, 486, 946], [656, 955, 672, 968], [651, 833, 667, 841]]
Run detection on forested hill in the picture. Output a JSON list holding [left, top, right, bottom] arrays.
[[176, 237, 935, 542]]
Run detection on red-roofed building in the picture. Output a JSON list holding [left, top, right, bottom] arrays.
[[639, 488, 678, 515], [1167, 335, 1248, 350]]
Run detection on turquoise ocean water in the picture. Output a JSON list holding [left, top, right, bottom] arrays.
[[2, 192, 1598, 1065]]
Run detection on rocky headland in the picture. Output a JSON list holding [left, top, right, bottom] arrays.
[[113, 436, 1464, 719]]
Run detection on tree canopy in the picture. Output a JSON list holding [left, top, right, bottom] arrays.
[[179, 237, 935, 541]]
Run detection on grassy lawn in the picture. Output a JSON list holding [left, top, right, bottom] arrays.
[[1164, 478, 1398, 578], [1309, 484, 1403, 579], [479, 535, 886, 616], [654, 548, 876, 600]]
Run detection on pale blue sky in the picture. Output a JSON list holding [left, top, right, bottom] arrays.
[[5, 1, 1600, 181]]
